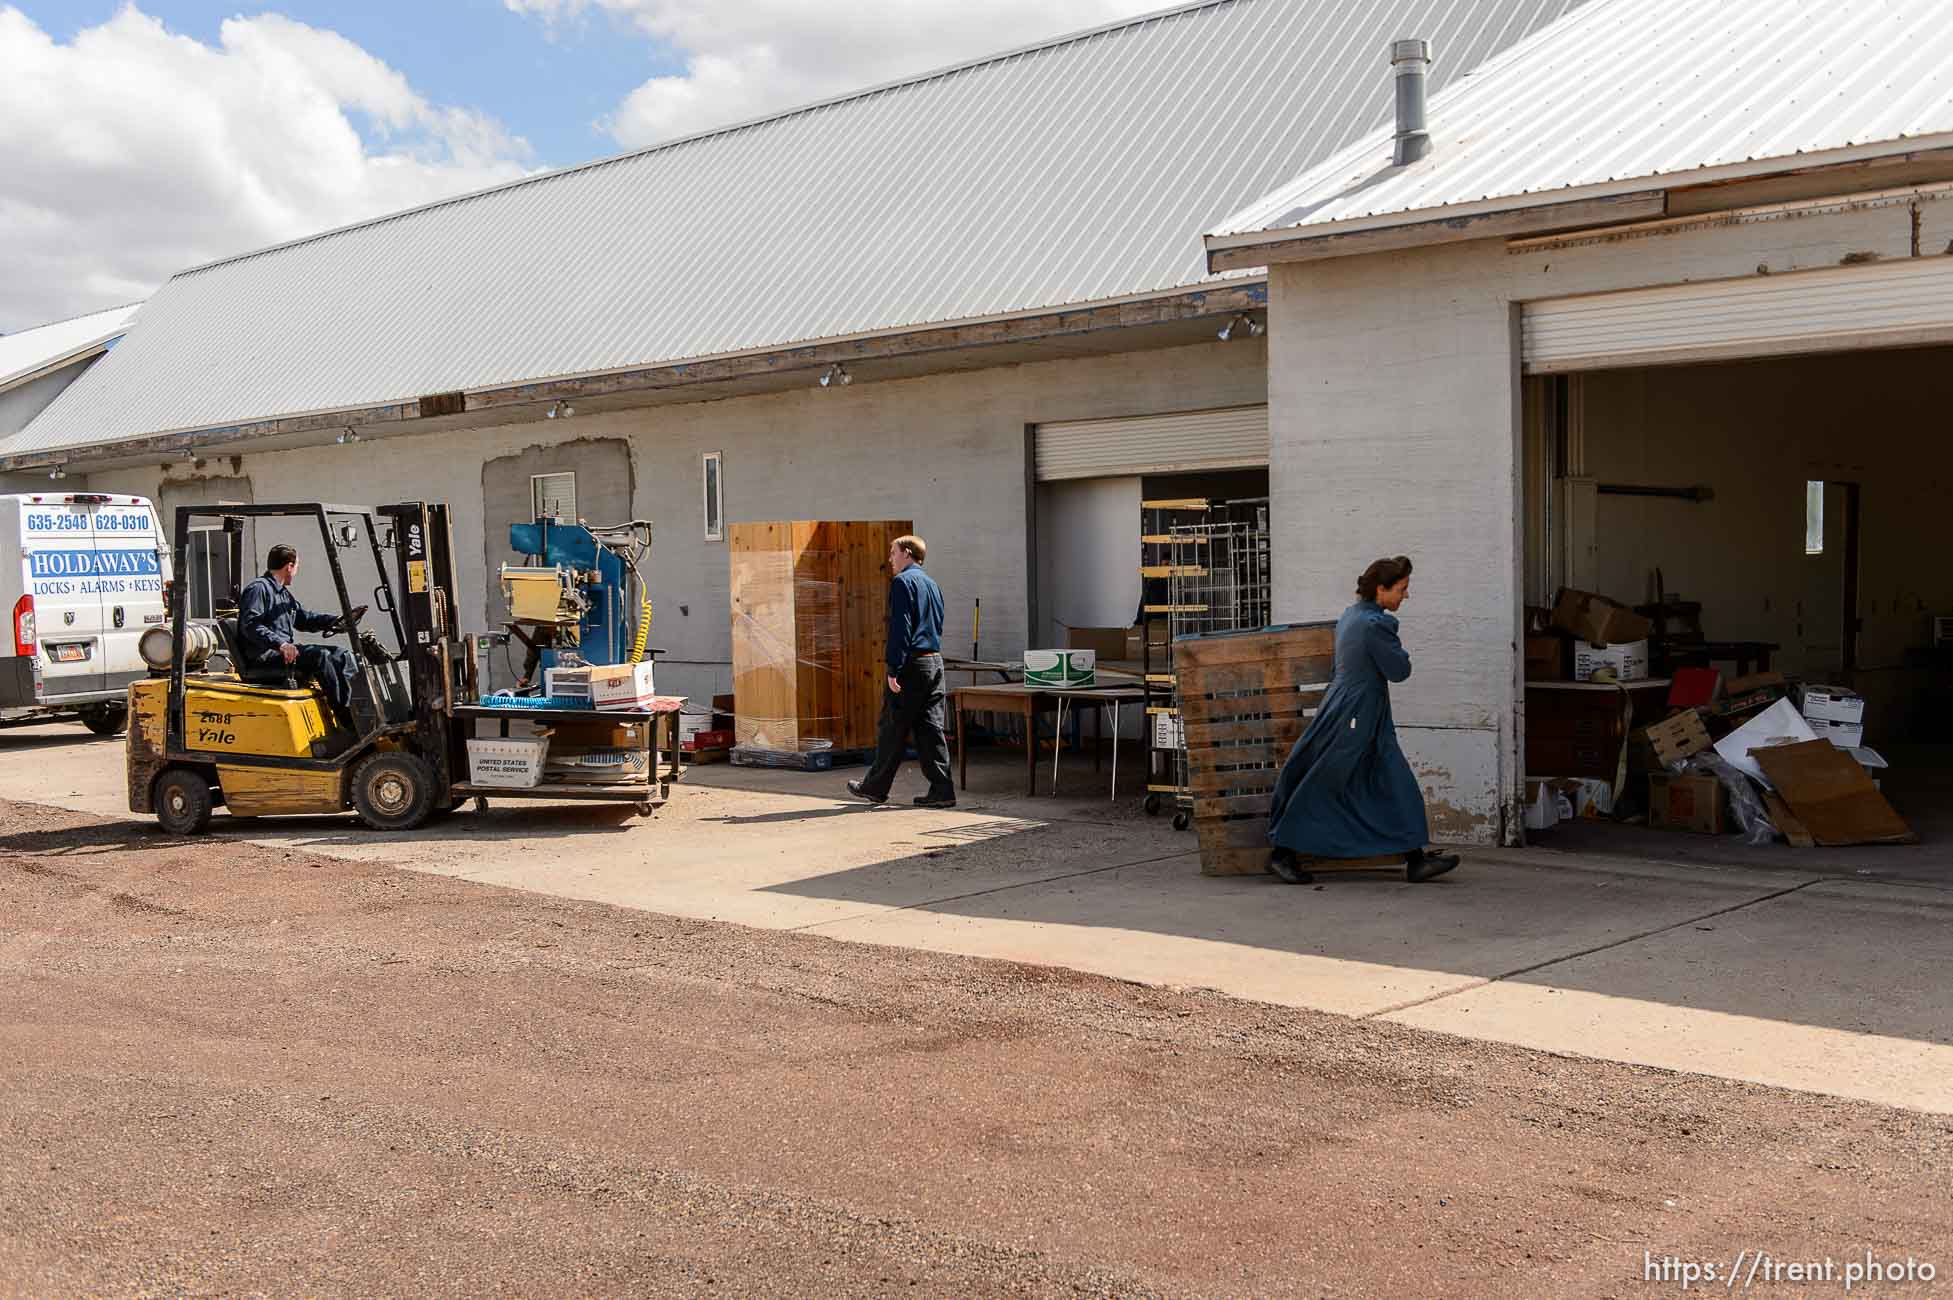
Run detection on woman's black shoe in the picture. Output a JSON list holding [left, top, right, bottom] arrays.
[[1267, 848, 1314, 885], [1406, 850, 1460, 883]]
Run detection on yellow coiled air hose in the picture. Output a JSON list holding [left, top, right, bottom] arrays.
[[629, 597, 653, 663]]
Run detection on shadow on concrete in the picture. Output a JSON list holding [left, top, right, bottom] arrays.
[[0, 727, 113, 754], [702, 804, 880, 826], [761, 750, 1953, 1047], [196, 803, 644, 848]]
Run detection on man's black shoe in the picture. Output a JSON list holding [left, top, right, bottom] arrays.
[[846, 780, 887, 805], [1407, 850, 1460, 883], [914, 793, 957, 809], [1267, 848, 1314, 885]]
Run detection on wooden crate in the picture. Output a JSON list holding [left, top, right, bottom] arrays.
[[730, 520, 912, 754], [1175, 622, 1346, 877]]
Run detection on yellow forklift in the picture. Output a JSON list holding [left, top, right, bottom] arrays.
[[128, 501, 469, 833], [127, 500, 679, 834]]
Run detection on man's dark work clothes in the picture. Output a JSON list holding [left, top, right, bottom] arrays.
[[859, 563, 953, 802], [237, 573, 359, 722]]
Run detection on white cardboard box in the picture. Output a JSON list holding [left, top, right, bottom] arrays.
[[1801, 684, 1865, 746], [587, 660, 657, 710], [1573, 639, 1650, 682], [466, 737, 548, 787], [1024, 649, 1096, 688], [1808, 717, 1865, 749], [1801, 684, 1866, 726]]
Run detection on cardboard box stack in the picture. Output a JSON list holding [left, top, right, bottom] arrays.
[[1522, 586, 1913, 848], [1799, 684, 1865, 748], [1552, 588, 1653, 683]]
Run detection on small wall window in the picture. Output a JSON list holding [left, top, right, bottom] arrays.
[[532, 472, 577, 523], [1805, 480, 1824, 555], [702, 451, 724, 541]]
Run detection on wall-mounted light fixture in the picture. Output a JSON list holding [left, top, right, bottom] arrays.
[[47, 464, 67, 480], [335, 427, 363, 445], [818, 363, 852, 388], [1217, 313, 1265, 342], [545, 400, 576, 419]]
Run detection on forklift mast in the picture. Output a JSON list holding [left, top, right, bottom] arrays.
[[380, 502, 465, 790]]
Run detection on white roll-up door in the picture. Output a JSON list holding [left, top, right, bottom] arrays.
[[1523, 257, 1953, 374], [1034, 405, 1268, 481]]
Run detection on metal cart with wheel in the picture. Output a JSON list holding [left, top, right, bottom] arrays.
[[454, 700, 684, 817]]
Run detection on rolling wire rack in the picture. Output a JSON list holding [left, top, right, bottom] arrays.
[[1153, 506, 1272, 830]]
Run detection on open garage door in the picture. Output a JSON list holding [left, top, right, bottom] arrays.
[[1523, 258, 1953, 374], [1033, 405, 1268, 481]]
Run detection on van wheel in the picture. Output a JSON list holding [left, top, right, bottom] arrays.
[[350, 752, 437, 831], [154, 769, 213, 835], [81, 705, 128, 737]]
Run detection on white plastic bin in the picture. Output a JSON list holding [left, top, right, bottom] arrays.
[[466, 737, 549, 788]]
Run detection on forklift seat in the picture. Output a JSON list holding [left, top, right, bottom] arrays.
[[216, 617, 300, 690]]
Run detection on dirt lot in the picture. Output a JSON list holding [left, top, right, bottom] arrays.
[[3, 798, 1949, 1298]]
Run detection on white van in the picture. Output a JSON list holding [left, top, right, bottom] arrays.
[[2, 492, 169, 735]]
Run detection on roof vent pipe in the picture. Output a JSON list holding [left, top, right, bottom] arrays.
[[1391, 38, 1431, 166]]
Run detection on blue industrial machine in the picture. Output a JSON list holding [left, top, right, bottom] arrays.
[[499, 517, 654, 688]]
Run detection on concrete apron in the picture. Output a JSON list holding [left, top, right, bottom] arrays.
[[6, 722, 1951, 1115]]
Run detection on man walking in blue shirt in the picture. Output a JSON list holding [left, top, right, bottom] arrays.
[[848, 533, 955, 808]]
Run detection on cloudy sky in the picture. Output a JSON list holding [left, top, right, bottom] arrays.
[[1, 0, 1168, 332]]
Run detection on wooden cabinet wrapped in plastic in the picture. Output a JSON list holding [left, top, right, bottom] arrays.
[[729, 520, 911, 757]]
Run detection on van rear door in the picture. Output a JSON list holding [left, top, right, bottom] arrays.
[[21, 496, 106, 698], [90, 496, 168, 693]]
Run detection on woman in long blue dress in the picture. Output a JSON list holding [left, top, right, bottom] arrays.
[[1265, 556, 1460, 885]]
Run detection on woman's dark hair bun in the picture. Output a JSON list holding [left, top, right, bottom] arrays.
[[1356, 555, 1414, 601]]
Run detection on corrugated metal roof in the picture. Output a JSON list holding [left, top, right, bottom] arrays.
[[6, 0, 1584, 461], [1211, 0, 1953, 248], [0, 303, 141, 392]]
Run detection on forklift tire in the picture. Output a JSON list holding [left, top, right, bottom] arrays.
[[1143, 793, 1163, 816], [154, 769, 214, 836], [1171, 811, 1192, 832], [350, 752, 437, 831], [81, 705, 128, 737]]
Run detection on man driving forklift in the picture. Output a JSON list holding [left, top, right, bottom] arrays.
[[236, 542, 367, 727]]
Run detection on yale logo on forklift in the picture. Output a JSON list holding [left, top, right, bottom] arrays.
[[194, 709, 238, 747]]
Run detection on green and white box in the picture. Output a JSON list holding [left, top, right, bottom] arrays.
[[1024, 649, 1096, 688]]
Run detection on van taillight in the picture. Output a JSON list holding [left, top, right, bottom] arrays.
[[162, 582, 173, 618], [12, 595, 34, 657]]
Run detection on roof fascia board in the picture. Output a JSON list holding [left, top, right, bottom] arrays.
[[1206, 133, 1953, 269], [1207, 191, 1667, 273], [0, 336, 121, 394], [0, 280, 1266, 472]]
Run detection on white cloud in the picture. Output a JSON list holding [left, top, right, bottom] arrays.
[[505, 0, 1169, 148], [0, 6, 534, 332]]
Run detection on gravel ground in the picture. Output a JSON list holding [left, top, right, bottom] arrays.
[[3, 798, 1949, 1298]]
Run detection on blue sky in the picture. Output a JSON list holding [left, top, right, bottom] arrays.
[[0, 0, 1160, 327], [11, 0, 683, 167]]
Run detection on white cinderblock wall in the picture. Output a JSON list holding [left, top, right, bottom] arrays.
[[1267, 199, 1950, 843], [88, 338, 1267, 703]]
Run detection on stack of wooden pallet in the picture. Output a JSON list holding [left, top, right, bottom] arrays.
[[1175, 622, 1342, 876]]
